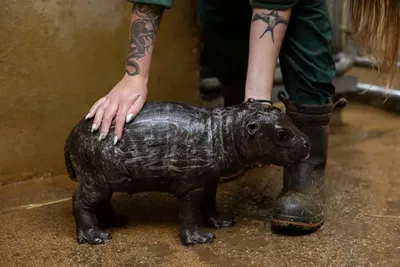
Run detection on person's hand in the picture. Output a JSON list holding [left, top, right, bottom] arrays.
[[85, 75, 148, 144]]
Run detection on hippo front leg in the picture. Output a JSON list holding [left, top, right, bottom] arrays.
[[201, 182, 235, 229], [178, 188, 216, 245]]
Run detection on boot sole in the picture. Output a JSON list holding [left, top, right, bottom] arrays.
[[271, 217, 324, 233]]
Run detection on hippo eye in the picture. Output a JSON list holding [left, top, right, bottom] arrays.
[[276, 129, 289, 142]]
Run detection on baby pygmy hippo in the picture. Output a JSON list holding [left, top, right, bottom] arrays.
[[64, 98, 310, 246]]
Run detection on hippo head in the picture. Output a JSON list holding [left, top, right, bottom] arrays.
[[233, 98, 310, 167]]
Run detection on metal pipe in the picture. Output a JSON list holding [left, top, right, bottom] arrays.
[[354, 56, 400, 69], [356, 83, 400, 96], [341, 82, 400, 114]]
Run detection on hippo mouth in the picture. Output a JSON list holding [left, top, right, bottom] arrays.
[[288, 149, 310, 164]]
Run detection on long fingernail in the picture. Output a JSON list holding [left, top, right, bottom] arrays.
[[85, 113, 91, 119], [91, 124, 97, 133], [98, 133, 105, 141], [126, 114, 134, 123], [113, 136, 118, 145]]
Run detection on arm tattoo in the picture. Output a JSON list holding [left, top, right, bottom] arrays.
[[125, 4, 164, 76], [252, 11, 288, 43]]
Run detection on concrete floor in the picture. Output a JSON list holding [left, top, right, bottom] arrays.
[[1, 103, 400, 267]]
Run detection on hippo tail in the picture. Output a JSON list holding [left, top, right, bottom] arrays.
[[64, 140, 78, 182]]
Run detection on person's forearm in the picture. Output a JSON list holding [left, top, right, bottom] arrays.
[[245, 8, 291, 100], [125, 3, 164, 80]]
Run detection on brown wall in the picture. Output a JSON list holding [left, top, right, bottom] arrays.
[[0, 0, 200, 184]]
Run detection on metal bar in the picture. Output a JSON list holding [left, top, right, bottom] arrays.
[[354, 56, 400, 69], [356, 83, 400, 96]]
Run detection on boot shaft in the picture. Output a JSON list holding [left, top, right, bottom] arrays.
[[278, 92, 347, 193]]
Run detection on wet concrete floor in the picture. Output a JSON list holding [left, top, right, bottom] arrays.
[[1, 102, 400, 267]]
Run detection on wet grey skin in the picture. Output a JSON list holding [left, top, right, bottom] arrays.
[[64, 98, 310, 246]]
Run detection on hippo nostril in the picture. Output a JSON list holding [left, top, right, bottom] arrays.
[[304, 142, 310, 148]]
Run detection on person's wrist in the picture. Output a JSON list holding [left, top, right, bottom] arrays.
[[244, 87, 272, 101], [123, 73, 149, 84], [245, 75, 273, 100]]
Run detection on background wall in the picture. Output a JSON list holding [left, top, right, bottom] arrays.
[[0, 0, 200, 184]]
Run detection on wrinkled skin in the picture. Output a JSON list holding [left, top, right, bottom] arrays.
[[64, 98, 310, 246]]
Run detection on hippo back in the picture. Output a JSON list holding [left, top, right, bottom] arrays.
[[116, 102, 220, 179]]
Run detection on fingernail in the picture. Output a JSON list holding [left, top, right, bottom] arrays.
[[126, 114, 134, 123], [85, 113, 91, 119], [91, 124, 97, 133], [98, 133, 105, 141], [113, 136, 118, 145]]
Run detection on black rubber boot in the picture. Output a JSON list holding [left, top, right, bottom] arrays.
[[271, 92, 347, 233]]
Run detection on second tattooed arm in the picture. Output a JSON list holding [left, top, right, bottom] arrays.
[[245, 8, 291, 100], [86, 3, 164, 143]]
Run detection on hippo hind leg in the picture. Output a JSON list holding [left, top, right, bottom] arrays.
[[95, 193, 128, 228], [201, 182, 235, 229], [72, 181, 113, 245], [178, 188, 216, 245]]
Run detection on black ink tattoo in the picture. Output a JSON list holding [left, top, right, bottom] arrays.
[[252, 11, 288, 43], [125, 4, 163, 76]]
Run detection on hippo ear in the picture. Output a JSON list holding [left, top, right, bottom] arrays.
[[246, 122, 260, 135]]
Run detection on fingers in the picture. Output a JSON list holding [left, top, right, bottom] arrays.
[[126, 96, 146, 123], [86, 97, 106, 119], [89, 94, 146, 144], [114, 95, 145, 144], [92, 99, 110, 133], [113, 104, 130, 144], [99, 103, 119, 140]]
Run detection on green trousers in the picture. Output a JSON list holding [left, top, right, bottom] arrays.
[[198, 0, 336, 105]]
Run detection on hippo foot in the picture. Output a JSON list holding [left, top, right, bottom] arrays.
[[76, 228, 112, 245], [180, 228, 216, 246], [205, 215, 235, 229], [98, 214, 128, 228]]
